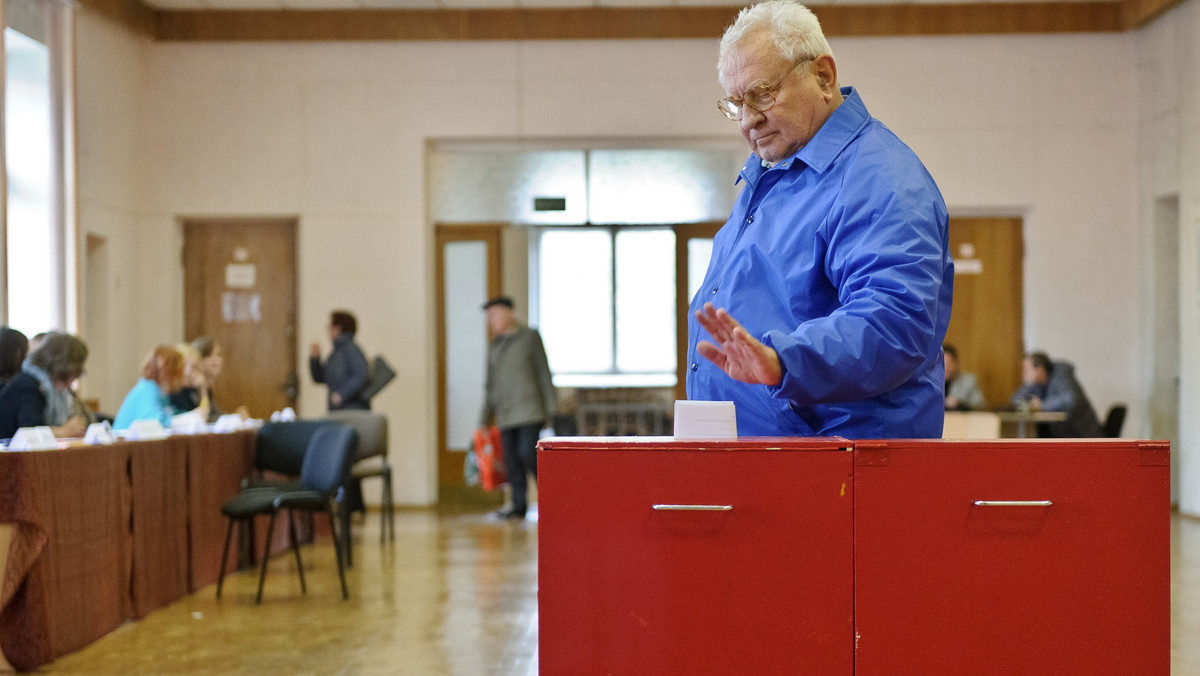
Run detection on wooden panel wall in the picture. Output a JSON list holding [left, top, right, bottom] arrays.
[[77, 0, 1185, 43]]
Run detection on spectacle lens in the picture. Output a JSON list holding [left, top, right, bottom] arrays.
[[716, 57, 812, 121]]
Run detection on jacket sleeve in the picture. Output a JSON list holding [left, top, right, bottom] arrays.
[[309, 355, 326, 384], [765, 165, 949, 406], [531, 330, 558, 420], [337, 345, 370, 401], [1039, 370, 1079, 413], [1011, 383, 1038, 407]]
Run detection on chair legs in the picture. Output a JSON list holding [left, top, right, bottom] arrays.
[[216, 517, 235, 599], [287, 510, 307, 595], [340, 496, 354, 568], [328, 506, 349, 600], [217, 508, 346, 604], [381, 465, 394, 544], [255, 512, 278, 604]]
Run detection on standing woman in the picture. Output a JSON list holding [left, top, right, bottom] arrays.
[[114, 345, 185, 430], [310, 310, 370, 411], [0, 332, 89, 439]]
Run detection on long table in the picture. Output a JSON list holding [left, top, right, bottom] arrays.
[[0, 431, 257, 672]]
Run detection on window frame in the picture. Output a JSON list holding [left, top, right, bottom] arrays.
[[531, 221, 722, 391]]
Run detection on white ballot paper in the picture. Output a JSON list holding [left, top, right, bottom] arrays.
[[673, 400, 737, 440], [126, 418, 169, 441], [84, 421, 117, 445], [8, 426, 59, 450]]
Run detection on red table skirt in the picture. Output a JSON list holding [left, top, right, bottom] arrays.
[[0, 431, 256, 671]]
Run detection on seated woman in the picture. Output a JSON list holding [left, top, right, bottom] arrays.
[[169, 342, 211, 421], [169, 336, 225, 422], [0, 326, 29, 390], [113, 345, 185, 431], [0, 332, 89, 439]]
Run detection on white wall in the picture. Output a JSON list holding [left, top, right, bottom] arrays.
[[1138, 0, 1200, 515], [76, 16, 1158, 507], [75, 10, 151, 417]]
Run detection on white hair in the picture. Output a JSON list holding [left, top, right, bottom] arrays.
[[717, 1, 833, 83]]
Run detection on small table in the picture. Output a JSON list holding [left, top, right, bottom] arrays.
[[995, 410, 1068, 438]]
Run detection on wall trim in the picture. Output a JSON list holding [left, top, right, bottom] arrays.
[[74, 0, 1188, 42]]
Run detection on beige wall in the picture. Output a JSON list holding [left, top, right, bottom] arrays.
[[75, 12, 152, 418], [1138, 0, 1200, 515], [75, 10, 1169, 508]]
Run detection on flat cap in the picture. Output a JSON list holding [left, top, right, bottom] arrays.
[[482, 296, 514, 310]]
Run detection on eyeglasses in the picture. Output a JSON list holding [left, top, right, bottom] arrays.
[[717, 58, 813, 121]]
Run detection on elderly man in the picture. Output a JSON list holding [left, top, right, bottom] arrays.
[[688, 0, 953, 438], [478, 296, 558, 520]]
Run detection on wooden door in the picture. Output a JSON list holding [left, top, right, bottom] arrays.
[[182, 218, 298, 419], [435, 224, 503, 486], [944, 218, 1024, 410]]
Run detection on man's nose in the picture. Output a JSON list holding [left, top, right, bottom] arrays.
[[739, 105, 765, 130]]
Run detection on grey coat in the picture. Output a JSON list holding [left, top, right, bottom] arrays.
[[1011, 360, 1103, 437], [479, 325, 557, 430]]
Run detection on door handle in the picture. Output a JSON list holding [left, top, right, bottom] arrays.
[[652, 504, 733, 511], [281, 372, 299, 400], [972, 500, 1053, 507]]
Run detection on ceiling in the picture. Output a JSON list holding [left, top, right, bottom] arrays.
[[139, 0, 1117, 14]]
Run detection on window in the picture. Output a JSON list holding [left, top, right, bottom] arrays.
[[2, 0, 74, 334], [429, 143, 736, 389], [537, 226, 678, 388]]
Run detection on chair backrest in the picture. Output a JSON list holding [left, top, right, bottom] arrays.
[[299, 423, 359, 496], [1103, 404, 1127, 438], [255, 420, 337, 475], [324, 410, 388, 461]]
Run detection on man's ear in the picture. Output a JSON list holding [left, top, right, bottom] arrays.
[[813, 54, 837, 94]]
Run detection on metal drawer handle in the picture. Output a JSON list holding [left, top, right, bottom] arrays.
[[652, 504, 733, 511], [973, 500, 1053, 507]]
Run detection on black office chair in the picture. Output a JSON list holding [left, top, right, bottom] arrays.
[[217, 423, 358, 603], [247, 419, 336, 488], [236, 420, 338, 565], [1103, 404, 1127, 438]]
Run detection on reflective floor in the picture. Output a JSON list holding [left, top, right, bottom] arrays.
[[20, 510, 1200, 675], [43, 508, 540, 676]]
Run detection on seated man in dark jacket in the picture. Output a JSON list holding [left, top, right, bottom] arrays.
[[1010, 351, 1103, 438]]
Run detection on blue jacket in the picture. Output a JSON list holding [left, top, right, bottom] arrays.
[[113, 378, 173, 430], [686, 87, 953, 439]]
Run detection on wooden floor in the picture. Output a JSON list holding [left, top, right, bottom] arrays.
[[16, 509, 1200, 675]]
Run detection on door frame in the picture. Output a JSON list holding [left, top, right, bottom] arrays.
[[675, 222, 723, 401], [435, 223, 504, 485]]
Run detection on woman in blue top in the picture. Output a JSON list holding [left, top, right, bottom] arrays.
[[113, 345, 185, 430]]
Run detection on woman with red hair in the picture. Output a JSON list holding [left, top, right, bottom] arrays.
[[113, 345, 185, 430]]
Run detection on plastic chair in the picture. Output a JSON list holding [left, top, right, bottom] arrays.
[[1103, 404, 1127, 438], [216, 423, 358, 603], [324, 410, 393, 558]]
